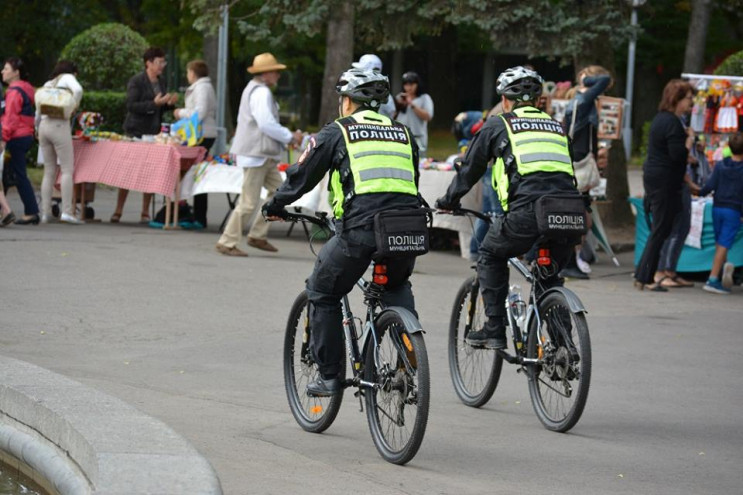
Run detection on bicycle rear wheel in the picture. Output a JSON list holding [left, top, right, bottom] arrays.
[[365, 311, 429, 465], [527, 291, 591, 432], [284, 290, 344, 433], [448, 275, 502, 407]]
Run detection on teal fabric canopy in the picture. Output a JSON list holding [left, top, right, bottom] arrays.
[[629, 197, 743, 272]]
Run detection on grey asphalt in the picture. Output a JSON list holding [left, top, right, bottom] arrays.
[[2, 178, 742, 495]]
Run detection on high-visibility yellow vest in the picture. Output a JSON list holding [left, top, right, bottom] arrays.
[[492, 106, 573, 212], [331, 109, 417, 218]]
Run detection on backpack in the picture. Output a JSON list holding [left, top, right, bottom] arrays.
[[2, 86, 35, 117]]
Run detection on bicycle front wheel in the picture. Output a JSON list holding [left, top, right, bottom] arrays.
[[448, 275, 502, 407], [364, 311, 430, 465], [527, 291, 591, 432], [284, 290, 344, 433]]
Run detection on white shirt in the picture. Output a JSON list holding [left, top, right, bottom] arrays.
[[36, 73, 84, 123]]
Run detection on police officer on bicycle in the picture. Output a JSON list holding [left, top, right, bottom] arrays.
[[436, 66, 581, 350], [262, 67, 422, 397]]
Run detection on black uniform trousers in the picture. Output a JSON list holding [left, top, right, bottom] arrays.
[[634, 181, 683, 284], [306, 225, 416, 378], [478, 205, 573, 321]]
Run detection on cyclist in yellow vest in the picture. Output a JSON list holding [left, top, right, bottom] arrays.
[[436, 66, 581, 349], [263, 67, 422, 396]]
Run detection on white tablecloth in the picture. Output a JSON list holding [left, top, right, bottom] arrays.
[[182, 164, 481, 257]]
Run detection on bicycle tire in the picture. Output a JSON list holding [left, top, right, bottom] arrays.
[[526, 291, 591, 432], [448, 275, 502, 407], [364, 311, 429, 465], [283, 290, 344, 433]]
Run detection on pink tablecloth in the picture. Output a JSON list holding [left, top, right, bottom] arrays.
[[72, 140, 206, 196]]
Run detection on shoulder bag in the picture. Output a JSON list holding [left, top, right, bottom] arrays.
[[36, 76, 76, 120], [568, 101, 601, 193]]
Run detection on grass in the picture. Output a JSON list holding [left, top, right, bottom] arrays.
[[426, 129, 460, 162]]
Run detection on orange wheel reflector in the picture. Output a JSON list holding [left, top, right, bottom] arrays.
[[538, 346, 543, 360], [402, 333, 413, 352], [310, 405, 323, 414]]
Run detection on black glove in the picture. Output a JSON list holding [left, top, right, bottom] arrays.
[[435, 197, 460, 211], [262, 201, 287, 219]]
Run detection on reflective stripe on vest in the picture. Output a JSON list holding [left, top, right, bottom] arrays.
[[492, 106, 573, 212], [331, 109, 417, 218]]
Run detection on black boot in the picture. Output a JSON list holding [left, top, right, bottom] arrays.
[[307, 376, 341, 397], [466, 318, 507, 349]]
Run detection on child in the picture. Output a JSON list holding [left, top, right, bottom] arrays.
[[699, 132, 743, 294]]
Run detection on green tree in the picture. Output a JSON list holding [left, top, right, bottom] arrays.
[[61, 23, 149, 91]]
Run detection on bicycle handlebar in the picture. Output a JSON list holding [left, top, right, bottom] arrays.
[[281, 209, 333, 231], [439, 207, 493, 224]]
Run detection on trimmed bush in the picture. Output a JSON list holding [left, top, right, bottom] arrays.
[[714, 51, 743, 77], [79, 91, 127, 134], [61, 23, 148, 91]]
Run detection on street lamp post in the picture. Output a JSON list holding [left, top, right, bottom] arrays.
[[215, 2, 229, 155], [623, 0, 646, 161]]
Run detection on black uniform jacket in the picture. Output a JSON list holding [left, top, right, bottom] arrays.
[[440, 107, 577, 211], [270, 110, 421, 229]]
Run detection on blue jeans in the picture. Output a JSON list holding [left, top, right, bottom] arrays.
[[470, 168, 503, 257], [6, 135, 39, 215]]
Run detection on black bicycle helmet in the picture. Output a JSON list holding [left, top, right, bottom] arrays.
[[496, 66, 544, 102], [336, 68, 390, 109]]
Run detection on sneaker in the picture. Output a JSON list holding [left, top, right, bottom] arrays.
[[466, 321, 507, 349], [40, 213, 51, 224], [60, 213, 84, 225], [722, 262, 735, 290], [576, 255, 592, 274], [703, 279, 731, 295], [306, 376, 341, 397]]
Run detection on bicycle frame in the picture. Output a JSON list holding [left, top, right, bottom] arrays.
[[282, 210, 420, 392]]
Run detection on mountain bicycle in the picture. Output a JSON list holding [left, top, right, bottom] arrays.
[[446, 208, 591, 432], [281, 210, 430, 465]]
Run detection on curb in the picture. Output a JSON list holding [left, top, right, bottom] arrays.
[[0, 355, 222, 495]]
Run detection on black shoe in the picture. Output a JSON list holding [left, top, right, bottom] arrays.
[[1, 212, 15, 227], [559, 267, 589, 280], [14, 214, 40, 225], [306, 377, 341, 397], [466, 322, 507, 349]]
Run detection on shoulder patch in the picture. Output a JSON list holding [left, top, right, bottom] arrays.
[[297, 136, 317, 165]]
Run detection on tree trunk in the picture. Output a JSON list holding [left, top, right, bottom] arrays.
[[683, 0, 712, 74], [318, 1, 354, 126]]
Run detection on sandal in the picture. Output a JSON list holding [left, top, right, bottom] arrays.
[[658, 276, 682, 288], [140, 213, 151, 224], [671, 275, 694, 288], [110, 213, 121, 223], [634, 280, 669, 292]]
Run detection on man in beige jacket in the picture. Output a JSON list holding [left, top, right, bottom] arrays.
[[216, 53, 303, 256]]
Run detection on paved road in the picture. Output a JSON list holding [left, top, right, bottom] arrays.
[[2, 185, 742, 494]]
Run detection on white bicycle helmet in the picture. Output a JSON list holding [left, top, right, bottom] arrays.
[[496, 66, 544, 102], [336, 67, 390, 109]]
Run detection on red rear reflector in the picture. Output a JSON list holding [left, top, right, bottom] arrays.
[[537, 248, 551, 266]]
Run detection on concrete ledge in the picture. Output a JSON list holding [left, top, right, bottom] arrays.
[[0, 355, 222, 494]]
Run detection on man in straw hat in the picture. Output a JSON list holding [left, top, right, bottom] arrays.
[[216, 52, 303, 256]]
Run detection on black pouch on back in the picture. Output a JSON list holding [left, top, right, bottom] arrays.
[[534, 194, 588, 239], [373, 208, 431, 258]]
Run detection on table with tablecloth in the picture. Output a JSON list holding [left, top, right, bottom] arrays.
[[181, 162, 480, 257], [629, 197, 743, 272], [72, 140, 206, 225]]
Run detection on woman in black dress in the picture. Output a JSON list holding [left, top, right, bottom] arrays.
[[634, 79, 694, 291]]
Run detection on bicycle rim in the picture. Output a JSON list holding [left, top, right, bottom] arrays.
[[365, 312, 429, 465], [527, 291, 591, 432], [283, 290, 344, 433], [448, 276, 502, 407]]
